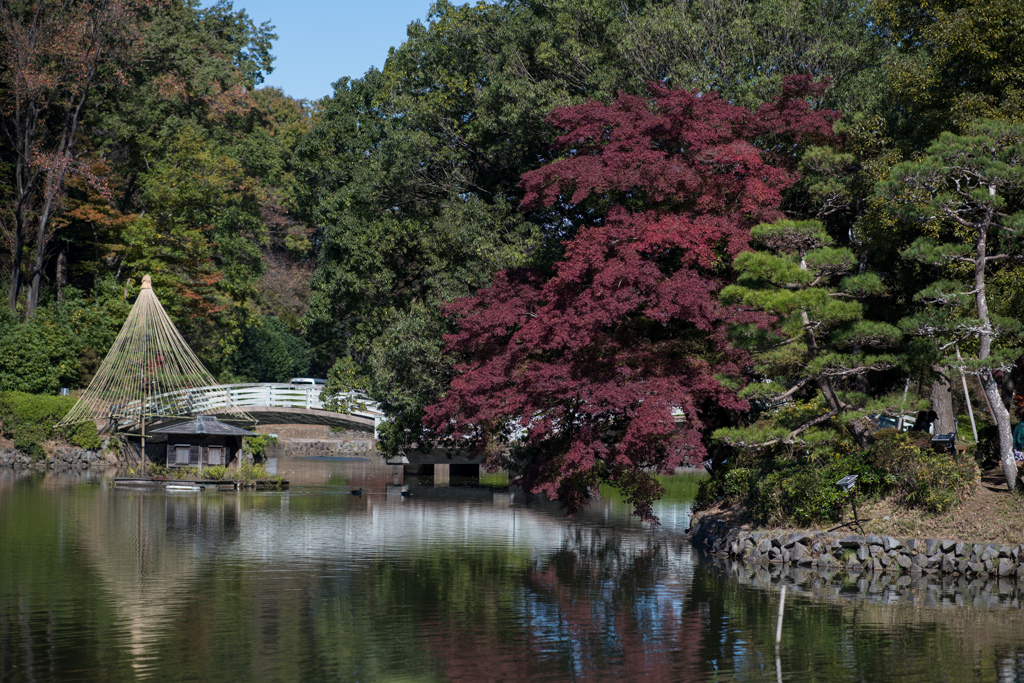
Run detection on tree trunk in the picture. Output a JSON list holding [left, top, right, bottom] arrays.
[[25, 99, 85, 318], [56, 245, 67, 304], [7, 128, 34, 311], [25, 199, 55, 317], [930, 369, 956, 434], [982, 370, 1017, 489], [25, 190, 56, 318], [974, 204, 1017, 489], [7, 216, 24, 311]]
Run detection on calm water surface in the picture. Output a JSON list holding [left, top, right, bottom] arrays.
[[3, 458, 1024, 682]]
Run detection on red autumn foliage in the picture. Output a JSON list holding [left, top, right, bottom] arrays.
[[425, 77, 837, 521]]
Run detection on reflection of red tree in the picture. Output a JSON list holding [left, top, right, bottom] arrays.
[[417, 550, 704, 681]]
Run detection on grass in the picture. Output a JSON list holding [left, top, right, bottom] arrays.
[[656, 471, 705, 501], [479, 470, 510, 487]]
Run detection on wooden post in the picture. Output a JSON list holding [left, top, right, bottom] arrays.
[[140, 384, 148, 469], [957, 348, 979, 442]]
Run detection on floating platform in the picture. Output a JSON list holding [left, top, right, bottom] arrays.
[[113, 477, 288, 491]]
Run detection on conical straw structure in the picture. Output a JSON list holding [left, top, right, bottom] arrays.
[[58, 275, 252, 427]]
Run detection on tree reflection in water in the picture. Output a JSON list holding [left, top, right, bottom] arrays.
[[414, 527, 704, 681], [7, 463, 1024, 682]]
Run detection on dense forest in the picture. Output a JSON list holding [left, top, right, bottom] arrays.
[[3, 0, 1024, 519]]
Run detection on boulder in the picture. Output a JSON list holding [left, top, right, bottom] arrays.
[[839, 535, 864, 548]]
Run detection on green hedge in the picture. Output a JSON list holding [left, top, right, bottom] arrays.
[[0, 391, 101, 460]]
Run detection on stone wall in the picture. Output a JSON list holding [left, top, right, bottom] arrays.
[[689, 513, 1024, 579], [0, 446, 116, 472], [277, 439, 377, 457], [254, 424, 377, 459]]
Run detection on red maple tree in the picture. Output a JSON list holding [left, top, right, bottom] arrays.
[[425, 77, 837, 520]]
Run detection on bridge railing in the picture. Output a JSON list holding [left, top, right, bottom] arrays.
[[120, 383, 384, 424]]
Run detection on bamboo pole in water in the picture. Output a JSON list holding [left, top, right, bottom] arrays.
[[775, 584, 787, 648]]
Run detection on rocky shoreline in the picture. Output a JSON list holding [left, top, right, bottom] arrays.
[[689, 512, 1024, 579], [0, 446, 118, 472]]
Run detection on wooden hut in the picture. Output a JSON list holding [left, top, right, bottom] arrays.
[[150, 416, 256, 468]]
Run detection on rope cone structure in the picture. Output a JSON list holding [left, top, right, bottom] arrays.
[[57, 275, 252, 428]]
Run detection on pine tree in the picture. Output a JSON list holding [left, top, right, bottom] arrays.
[[879, 119, 1024, 490], [716, 219, 900, 452]]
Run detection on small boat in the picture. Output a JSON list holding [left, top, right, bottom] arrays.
[[166, 483, 205, 492]]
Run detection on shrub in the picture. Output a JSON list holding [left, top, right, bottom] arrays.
[[147, 464, 169, 477], [747, 460, 851, 527], [867, 430, 978, 513], [705, 428, 981, 526], [242, 433, 277, 459], [200, 465, 228, 479], [13, 426, 48, 461], [0, 391, 79, 461], [65, 420, 102, 450], [694, 475, 723, 512], [236, 459, 283, 487], [723, 467, 754, 498]]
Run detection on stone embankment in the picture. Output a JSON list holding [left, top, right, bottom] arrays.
[[278, 438, 377, 458], [690, 513, 1024, 579], [0, 447, 112, 471]]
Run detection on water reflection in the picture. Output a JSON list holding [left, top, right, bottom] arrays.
[[4, 458, 1024, 682], [75, 488, 245, 676], [707, 554, 1024, 610]]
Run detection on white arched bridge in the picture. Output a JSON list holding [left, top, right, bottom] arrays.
[[113, 383, 385, 435], [55, 276, 386, 437]]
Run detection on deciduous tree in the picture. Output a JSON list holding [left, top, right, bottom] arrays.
[[425, 78, 837, 520], [299, 0, 886, 457], [0, 0, 143, 317]]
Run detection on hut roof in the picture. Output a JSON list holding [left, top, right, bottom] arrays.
[[150, 416, 256, 437]]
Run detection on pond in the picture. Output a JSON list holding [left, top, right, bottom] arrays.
[[2, 458, 1024, 682]]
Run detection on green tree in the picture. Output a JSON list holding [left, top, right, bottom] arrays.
[[623, 0, 886, 113], [717, 219, 901, 453], [0, 284, 125, 394], [300, 0, 883, 454], [879, 119, 1024, 490], [296, 65, 539, 452], [872, 0, 1024, 152], [222, 314, 311, 383], [118, 123, 265, 363]]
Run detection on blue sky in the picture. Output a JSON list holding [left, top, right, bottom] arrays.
[[229, 0, 436, 102]]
